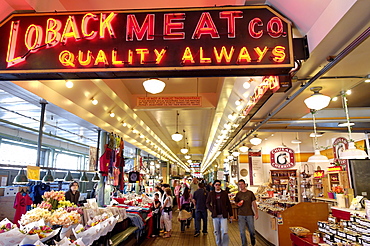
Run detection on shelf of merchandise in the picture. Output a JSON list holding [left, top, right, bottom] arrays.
[[270, 169, 298, 202], [327, 171, 350, 191]]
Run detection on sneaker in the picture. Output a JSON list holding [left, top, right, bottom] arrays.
[[203, 232, 208, 235], [194, 232, 200, 237]]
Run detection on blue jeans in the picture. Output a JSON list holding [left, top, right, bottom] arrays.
[[195, 210, 208, 233], [212, 215, 229, 246], [238, 215, 256, 246]]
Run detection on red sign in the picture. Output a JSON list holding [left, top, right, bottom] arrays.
[[332, 137, 348, 170], [270, 147, 295, 169], [0, 6, 294, 80], [313, 170, 325, 178]]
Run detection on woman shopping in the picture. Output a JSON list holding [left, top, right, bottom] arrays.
[[161, 187, 173, 238], [179, 187, 192, 232]]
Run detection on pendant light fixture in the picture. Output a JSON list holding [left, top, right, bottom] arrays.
[[180, 130, 189, 154], [239, 144, 249, 153], [171, 111, 183, 141], [307, 110, 329, 163], [304, 86, 331, 110], [291, 132, 302, 144], [13, 169, 28, 184], [63, 171, 74, 182], [79, 172, 89, 182], [92, 172, 100, 182], [250, 135, 262, 146], [143, 79, 166, 94], [42, 170, 54, 183], [232, 150, 240, 157], [339, 93, 368, 159]]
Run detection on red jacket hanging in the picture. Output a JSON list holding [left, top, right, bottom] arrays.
[[13, 192, 33, 226]]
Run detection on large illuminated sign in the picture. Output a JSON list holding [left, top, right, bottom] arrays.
[[0, 6, 294, 79]]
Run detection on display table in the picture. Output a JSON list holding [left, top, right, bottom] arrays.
[[256, 202, 329, 245], [290, 233, 324, 246]]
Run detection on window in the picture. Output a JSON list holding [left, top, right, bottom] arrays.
[[0, 142, 37, 166]]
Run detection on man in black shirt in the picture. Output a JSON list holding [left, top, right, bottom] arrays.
[[192, 182, 208, 237]]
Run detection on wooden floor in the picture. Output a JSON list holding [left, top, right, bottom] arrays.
[[141, 208, 270, 246]]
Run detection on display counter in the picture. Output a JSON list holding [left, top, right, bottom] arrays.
[[256, 201, 329, 245]]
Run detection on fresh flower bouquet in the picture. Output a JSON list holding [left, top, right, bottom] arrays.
[[49, 208, 81, 226], [0, 221, 16, 233], [332, 185, 344, 194], [20, 225, 52, 239], [19, 208, 52, 225], [42, 190, 66, 210]]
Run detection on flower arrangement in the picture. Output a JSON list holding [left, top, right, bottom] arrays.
[[19, 208, 52, 225], [332, 185, 344, 194], [20, 225, 52, 239], [49, 207, 81, 226], [0, 222, 16, 233], [42, 190, 66, 210]]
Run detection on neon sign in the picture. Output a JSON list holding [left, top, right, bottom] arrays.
[[0, 6, 294, 79]]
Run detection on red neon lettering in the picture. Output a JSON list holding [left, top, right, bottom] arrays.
[[237, 47, 251, 63], [163, 13, 185, 40], [181, 47, 195, 63], [267, 17, 283, 38], [6, 21, 25, 68], [219, 11, 243, 38], [82, 13, 98, 40], [94, 50, 108, 65], [272, 45, 286, 63], [100, 12, 116, 38], [112, 50, 123, 65], [254, 46, 268, 62], [192, 12, 219, 39], [136, 48, 149, 64], [61, 16, 81, 44], [213, 46, 235, 63], [127, 50, 133, 65], [24, 24, 43, 53], [200, 47, 211, 63], [126, 14, 155, 41], [154, 49, 166, 64], [45, 18, 62, 48], [249, 18, 263, 39], [78, 50, 92, 66]]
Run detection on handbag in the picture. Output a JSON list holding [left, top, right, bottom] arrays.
[[163, 206, 172, 213], [178, 210, 192, 220]]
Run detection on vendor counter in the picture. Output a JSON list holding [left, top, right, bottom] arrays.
[[256, 202, 329, 245]]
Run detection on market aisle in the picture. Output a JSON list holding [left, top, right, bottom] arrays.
[[141, 208, 270, 246]]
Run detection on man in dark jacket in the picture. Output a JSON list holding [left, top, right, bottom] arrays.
[[206, 180, 233, 246], [192, 182, 208, 237]]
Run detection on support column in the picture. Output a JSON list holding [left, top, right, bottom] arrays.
[[36, 100, 48, 167]]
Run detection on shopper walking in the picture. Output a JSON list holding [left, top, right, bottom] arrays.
[[174, 180, 181, 210], [161, 187, 173, 238], [151, 193, 161, 237], [206, 180, 233, 246], [235, 179, 259, 246], [192, 182, 208, 237], [179, 187, 192, 232]]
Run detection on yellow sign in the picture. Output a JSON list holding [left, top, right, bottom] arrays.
[[27, 165, 40, 180], [328, 166, 342, 172]]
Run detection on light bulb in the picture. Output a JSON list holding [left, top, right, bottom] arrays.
[[65, 81, 74, 88], [109, 112, 115, 117], [91, 98, 98, 105], [243, 81, 251, 89]]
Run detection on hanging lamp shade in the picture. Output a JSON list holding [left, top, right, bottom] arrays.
[[232, 151, 240, 157], [79, 172, 89, 182], [304, 86, 331, 110], [184, 154, 191, 159], [143, 79, 166, 94], [63, 171, 73, 182], [171, 132, 183, 141], [250, 135, 262, 145], [307, 149, 329, 163], [92, 172, 100, 182], [340, 142, 369, 159], [42, 170, 54, 183], [239, 144, 249, 153], [13, 169, 28, 184], [180, 148, 189, 154]]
